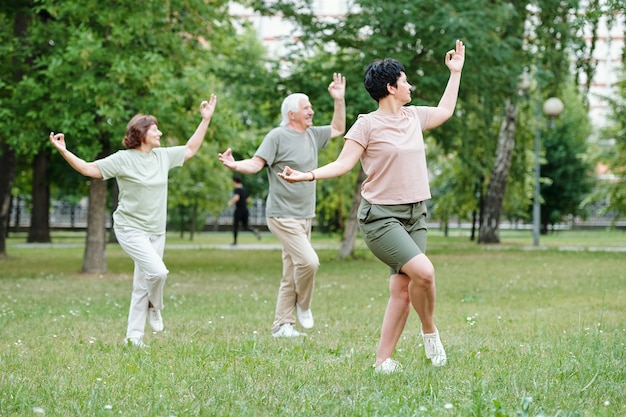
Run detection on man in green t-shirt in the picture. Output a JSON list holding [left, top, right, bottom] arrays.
[[218, 73, 346, 337]]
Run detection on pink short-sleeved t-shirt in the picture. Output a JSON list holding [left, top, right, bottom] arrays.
[[345, 106, 431, 204]]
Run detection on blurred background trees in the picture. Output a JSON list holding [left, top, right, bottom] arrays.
[[1, 0, 623, 265]]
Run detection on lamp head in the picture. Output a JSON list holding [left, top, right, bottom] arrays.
[[543, 97, 564, 118]]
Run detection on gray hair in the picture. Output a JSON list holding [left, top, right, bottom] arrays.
[[280, 93, 309, 126]]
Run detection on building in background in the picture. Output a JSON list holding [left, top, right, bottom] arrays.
[[582, 7, 624, 130], [229, 1, 349, 59]]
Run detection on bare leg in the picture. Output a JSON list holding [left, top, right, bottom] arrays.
[[400, 253, 437, 333], [374, 274, 411, 367]]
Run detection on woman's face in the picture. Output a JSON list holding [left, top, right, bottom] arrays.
[[144, 124, 163, 148], [392, 72, 414, 104]]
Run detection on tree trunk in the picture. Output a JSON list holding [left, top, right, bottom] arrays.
[[108, 180, 118, 243], [82, 178, 108, 273], [338, 168, 366, 259], [1, 8, 30, 254], [478, 99, 518, 244], [189, 202, 197, 241], [27, 151, 51, 243], [0, 144, 17, 256], [470, 177, 484, 241], [470, 209, 478, 241]]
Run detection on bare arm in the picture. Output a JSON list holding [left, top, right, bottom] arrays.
[[185, 95, 218, 161], [278, 139, 364, 183], [218, 148, 266, 174], [328, 73, 347, 138], [49, 132, 102, 179], [424, 40, 465, 130]]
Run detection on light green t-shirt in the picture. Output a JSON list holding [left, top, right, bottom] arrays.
[[255, 125, 331, 218], [95, 146, 186, 234]]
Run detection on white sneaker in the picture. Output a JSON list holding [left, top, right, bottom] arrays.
[[296, 305, 314, 329], [422, 328, 447, 366], [373, 358, 403, 374], [126, 337, 149, 348], [272, 323, 306, 338], [148, 307, 163, 332]]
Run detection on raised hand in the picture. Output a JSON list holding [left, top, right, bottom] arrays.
[[445, 40, 465, 73], [49, 132, 67, 152], [328, 72, 346, 100], [200, 94, 218, 120]]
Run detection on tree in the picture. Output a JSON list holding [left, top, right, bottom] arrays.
[[0, 0, 235, 268], [478, 0, 595, 243], [592, 67, 626, 221], [247, 0, 541, 252], [167, 25, 279, 239], [540, 86, 594, 232], [0, 1, 32, 256]]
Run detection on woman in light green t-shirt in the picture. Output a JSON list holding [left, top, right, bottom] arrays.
[[49, 96, 217, 348]]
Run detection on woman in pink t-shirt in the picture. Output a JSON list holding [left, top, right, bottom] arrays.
[[279, 40, 465, 373]]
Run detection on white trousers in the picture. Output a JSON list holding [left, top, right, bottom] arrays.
[[115, 227, 168, 340]]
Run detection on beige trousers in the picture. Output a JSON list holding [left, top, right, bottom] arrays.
[[267, 217, 319, 333]]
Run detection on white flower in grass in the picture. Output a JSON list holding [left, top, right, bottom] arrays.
[[104, 405, 113, 410], [419, 406, 427, 412], [444, 403, 454, 409], [33, 407, 45, 414], [604, 400, 610, 406]]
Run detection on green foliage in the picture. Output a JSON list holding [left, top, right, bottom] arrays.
[[1, 231, 625, 416], [540, 85, 594, 228], [1, 0, 287, 239], [592, 66, 626, 221], [246, 0, 597, 233], [429, 141, 479, 224]]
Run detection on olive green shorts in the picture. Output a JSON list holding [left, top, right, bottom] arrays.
[[358, 199, 428, 274]]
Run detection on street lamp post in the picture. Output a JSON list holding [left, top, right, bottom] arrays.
[[533, 96, 564, 246]]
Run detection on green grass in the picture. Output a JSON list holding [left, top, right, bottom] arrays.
[[1, 230, 625, 416]]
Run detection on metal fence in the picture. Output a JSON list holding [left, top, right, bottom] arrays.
[[8, 199, 623, 231], [8, 199, 267, 230]]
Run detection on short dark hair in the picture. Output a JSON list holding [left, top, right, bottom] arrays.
[[123, 114, 157, 149], [232, 175, 243, 184], [363, 58, 406, 102]]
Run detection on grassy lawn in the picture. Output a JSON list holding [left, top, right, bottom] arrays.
[[1, 230, 624, 416]]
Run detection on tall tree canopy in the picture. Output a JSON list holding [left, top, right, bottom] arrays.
[[246, 0, 602, 250], [0, 0, 278, 265]]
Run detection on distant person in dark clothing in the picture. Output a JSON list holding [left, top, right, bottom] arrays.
[[228, 175, 261, 245]]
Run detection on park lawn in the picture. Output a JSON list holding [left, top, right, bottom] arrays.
[[0, 230, 624, 416]]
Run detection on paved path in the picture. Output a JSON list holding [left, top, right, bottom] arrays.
[[12, 242, 626, 252]]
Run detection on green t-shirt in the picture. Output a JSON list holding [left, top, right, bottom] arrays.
[[255, 125, 331, 218], [96, 146, 186, 234]]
